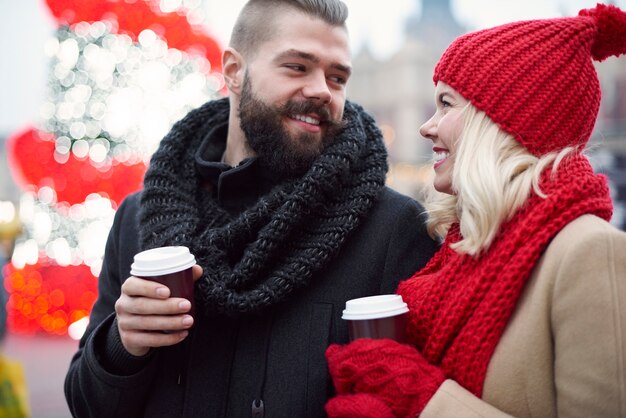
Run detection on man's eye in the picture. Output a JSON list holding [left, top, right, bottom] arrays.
[[329, 75, 347, 85], [285, 64, 305, 72]]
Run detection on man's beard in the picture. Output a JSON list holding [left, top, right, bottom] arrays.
[[238, 73, 345, 178]]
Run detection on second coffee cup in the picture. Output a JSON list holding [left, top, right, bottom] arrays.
[[342, 294, 409, 343], [130, 246, 197, 317]]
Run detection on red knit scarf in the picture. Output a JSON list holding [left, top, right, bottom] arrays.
[[397, 154, 613, 397]]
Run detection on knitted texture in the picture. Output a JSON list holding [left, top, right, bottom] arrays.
[[326, 394, 395, 418], [397, 154, 613, 397], [434, 4, 626, 156], [139, 98, 388, 316], [326, 339, 445, 417]]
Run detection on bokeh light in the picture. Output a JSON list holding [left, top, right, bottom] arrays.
[[5, 0, 223, 337]]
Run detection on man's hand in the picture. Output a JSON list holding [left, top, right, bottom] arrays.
[[115, 264, 203, 356]]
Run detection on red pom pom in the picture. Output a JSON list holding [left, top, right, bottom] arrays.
[[579, 3, 626, 61]]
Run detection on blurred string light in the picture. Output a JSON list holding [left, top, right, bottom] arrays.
[[12, 191, 115, 276], [42, 23, 222, 161], [0, 201, 16, 224], [4, 260, 97, 336], [0, 201, 22, 246], [5, 0, 223, 338]]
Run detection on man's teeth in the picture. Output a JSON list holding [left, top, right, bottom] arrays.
[[434, 151, 449, 162], [294, 114, 320, 125]]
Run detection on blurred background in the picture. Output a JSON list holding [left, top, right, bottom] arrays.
[[1, 0, 625, 416]]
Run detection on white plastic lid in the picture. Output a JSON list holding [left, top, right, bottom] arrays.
[[342, 294, 408, 320], [130, 246, 196, 277]]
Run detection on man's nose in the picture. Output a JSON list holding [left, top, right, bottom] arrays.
[[302, 73, 332, 104]]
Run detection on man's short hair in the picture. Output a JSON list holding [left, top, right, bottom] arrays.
[[230, 0, 348, 58]]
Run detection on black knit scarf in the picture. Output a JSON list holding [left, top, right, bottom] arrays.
[[139, 98, 388, 317]]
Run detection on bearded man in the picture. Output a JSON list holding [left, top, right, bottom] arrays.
[[65, 0, 438, 416]]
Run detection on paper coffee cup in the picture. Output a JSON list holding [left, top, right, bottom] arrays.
[[342, 294, 409, 342], [131, 246, 197, 316]]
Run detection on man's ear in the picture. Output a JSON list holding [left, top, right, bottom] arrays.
[[222, 47, 245, 95]]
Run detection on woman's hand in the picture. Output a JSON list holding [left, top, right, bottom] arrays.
[[325, 338, 445, 417]]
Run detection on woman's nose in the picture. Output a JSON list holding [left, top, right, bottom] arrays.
[[419, 115, 436, 140]]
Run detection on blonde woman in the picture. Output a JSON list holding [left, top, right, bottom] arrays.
[[325, 4, 626, 417]]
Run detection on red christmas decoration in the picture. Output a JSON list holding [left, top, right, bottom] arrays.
[[7, 127, 146, 207], [44, 0, 222, 71], [4, 259, 97, 336]]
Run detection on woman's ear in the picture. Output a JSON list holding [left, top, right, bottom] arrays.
[[222, 47, 245, 95]]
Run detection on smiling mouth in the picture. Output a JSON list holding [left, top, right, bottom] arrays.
[[433, 151, 449, 162], [292, 113, 321, 126], [433, 150, 450, 169]]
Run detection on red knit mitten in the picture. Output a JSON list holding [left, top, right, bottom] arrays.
[[326, 338, 445, 417], [325, 393, 395, 418]]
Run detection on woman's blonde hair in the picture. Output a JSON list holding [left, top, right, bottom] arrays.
[[424, 104, 576, 257]]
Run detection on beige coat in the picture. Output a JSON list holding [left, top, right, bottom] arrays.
[[422, 215, 626, 418]]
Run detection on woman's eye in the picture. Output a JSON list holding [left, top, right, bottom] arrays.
[[437, 93, 453, 109]]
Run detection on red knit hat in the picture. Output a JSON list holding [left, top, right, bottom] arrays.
[[433, 3, 626, 156]]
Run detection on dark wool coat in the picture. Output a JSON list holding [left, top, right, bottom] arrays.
[[65, 123, 438, 417]]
